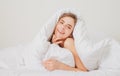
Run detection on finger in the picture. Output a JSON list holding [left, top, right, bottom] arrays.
[[45, 63, 55, 71], [55, 41, 63, 45], [55, 38, 66, 42], [43, 59, 52, 63], [42, 60, 51, 67], [44, 59, 53, 62], [42, 60, 48, 65], [42, 61, 47, 67], [53, 38, 61, 43]]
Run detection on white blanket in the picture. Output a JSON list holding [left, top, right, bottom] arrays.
[[0, 8, 120, 76], [43, 44, 75, 67], [21, 8, 85, 70]]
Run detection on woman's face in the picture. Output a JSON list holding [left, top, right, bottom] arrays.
[[54, 16, 75, 39]]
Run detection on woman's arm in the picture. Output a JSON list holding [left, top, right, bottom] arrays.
[[42, 38, 88, 72], [42, 58, 85, 72], [64, 38, 88, 71]]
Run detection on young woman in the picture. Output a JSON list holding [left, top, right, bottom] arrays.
[[42, 13, 88, 72]]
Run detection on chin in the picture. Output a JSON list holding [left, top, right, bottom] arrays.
[[56, 34, 66, 39]]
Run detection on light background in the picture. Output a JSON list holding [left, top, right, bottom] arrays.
[[0, 0, 120, 48]]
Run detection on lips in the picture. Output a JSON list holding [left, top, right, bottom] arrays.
[[57, 29, 65, 34]]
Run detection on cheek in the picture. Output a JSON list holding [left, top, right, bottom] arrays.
[[55, 24, 60, 30], [65, 30, 73, 37]]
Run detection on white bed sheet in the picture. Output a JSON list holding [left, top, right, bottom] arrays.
[[0, 45, 120, 76], [0, 69, 120, 76]]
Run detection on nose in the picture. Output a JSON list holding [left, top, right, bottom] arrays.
[[59, 24, 65, 33], [61, 24, 65, 30]]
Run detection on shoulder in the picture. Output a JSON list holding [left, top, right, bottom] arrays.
[[64, 38, 74, 48], [65, 38, 74, 43]]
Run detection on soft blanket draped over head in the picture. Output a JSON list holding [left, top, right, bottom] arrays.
[[22, 8, 87, 70], [22, 8, 120, 71]]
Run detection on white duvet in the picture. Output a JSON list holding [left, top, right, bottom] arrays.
[[43, 44, 75, 67], [0, 8, 120, 76]]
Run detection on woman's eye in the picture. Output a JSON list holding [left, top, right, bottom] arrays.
[[60, 22, 63, 24], [67, 26, 71, 29]]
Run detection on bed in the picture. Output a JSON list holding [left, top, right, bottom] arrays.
[[0, 31, 120, 76], [0, 8, 120, 76]]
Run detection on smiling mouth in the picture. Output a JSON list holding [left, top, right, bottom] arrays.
[[57, 29, 64, 34]]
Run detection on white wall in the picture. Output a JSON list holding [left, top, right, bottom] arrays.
[[0, 0, 120, 48]]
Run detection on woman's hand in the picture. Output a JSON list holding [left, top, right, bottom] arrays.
[[52, 35, 66, 47], [42, 59, 62, 71], [42, 58, 81, 72]]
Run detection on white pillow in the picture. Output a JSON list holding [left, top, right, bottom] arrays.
[[80, 39, 111, 70], [73, 16, 120, 70], [43, 44, 75, 67], [99, 39, 120, 70], [74, 28, 120, 70]]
